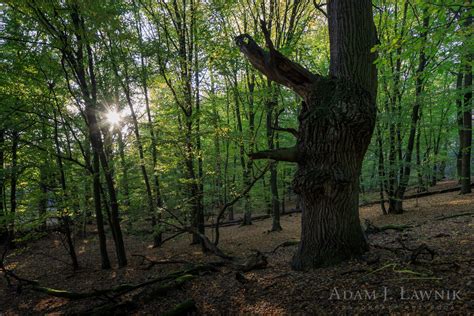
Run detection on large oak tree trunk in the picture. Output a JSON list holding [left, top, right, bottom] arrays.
[[291, 78, 374, 269], [237, 0, 377, 270]]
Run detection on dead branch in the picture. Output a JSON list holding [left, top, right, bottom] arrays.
[[235, 32, 320, 99], [435, 212, 474, 221], [361, 182, 474, 208], [132, 254, 190, 270], [396, 238, 436, 264], [4, 263, 216, 301], [205, 208, 301, 229], [249, 146, 299, 163]]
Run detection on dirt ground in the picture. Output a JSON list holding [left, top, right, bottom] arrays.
[[1, 184, 473, 315]]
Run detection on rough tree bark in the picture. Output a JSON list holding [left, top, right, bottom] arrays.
[[237, 0, 377, 269]]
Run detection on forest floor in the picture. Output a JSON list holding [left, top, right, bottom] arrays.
[[1, 181, 473, 315]]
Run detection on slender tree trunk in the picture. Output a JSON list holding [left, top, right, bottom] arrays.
[[37, 121, 49, 228], [142, 63, 164, 248], [53, 110, 79, 270], [244, 72, 256, 225], [87, 116, 111, 270], [108, 51, 158, 249], [263, 176, 271, 214], [456, 72, 464, 183], [8, 131, 19, 246], [224, 96, 234, 221], [185, 117, 202, 244], [116, 129, 130, 211], [194, 44, 205, 244], [415, 124, 425, 192], [84, 40, 127, 267], [210, 77, 224, 211], [266, 83, 282, 232], [460, 0, 473, 194], [38, 166, 48, 228], [385, 1, 408, 211], [0, 129, 6, 244], [281, 167, 286, 214], [97, 144, 127, 267], [388, 14, 429, 214], [232, 75, 252, 225], [82, 140, 93, 236], [376, 124, 387, 215]]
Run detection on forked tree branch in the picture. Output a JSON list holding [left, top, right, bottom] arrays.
[[249, 146, 299, 163], [235, 31, 319, 99]]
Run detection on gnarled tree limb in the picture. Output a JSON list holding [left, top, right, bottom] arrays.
[[235, 33, 319, 99], [249, 146, 298, 163]]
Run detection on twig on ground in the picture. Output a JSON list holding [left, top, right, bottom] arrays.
[[435, 212, 474, 221], [132, 254, 190, 270]]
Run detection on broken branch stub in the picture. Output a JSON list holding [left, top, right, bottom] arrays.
[[248, 146, 299, 163]]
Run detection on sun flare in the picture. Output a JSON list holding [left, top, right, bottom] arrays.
[[106, 110, 121, 126]]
